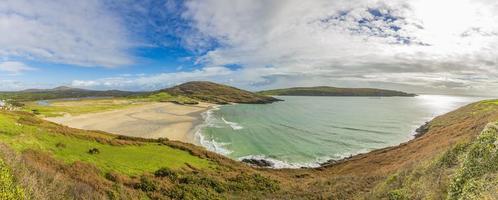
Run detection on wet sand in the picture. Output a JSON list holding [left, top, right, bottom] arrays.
[[45, 102, 213, 142]]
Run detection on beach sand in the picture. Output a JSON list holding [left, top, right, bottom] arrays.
[[45, 102, 213, 143]]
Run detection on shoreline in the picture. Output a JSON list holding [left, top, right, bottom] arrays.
[[45, 102, 214, 143], [185, 104, 219, 144]]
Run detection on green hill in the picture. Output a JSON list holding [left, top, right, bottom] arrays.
[[162, 81, 281, 104], [258, 86, 416, 97], [0, 86, 143, 102]]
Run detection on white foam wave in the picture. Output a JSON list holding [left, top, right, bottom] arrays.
[[221, 117, 244, 130], [197, 131, 233, 155], [238, 148, 373, 169], [194, 105, 233, 155], [238, 155, 322, 168]]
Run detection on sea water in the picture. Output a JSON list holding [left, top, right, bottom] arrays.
[[195, 95, 487, 168]]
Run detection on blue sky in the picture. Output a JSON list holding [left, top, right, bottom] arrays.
[[1, 0, 498, 95]]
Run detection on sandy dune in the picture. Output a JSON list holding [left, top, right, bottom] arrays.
[[46, 102, 213, 142]]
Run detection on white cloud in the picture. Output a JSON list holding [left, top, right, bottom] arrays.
[[0, 61, 35, 74], [71, 66, 235, 90], [0, 0, 133, 67], [179, 0, 498, 95]]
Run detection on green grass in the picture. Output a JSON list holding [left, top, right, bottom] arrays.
[[480, 99, 498, 105], [21, 93, 199, 117], [22, 99, 144, 117], [0, 158, 25, 200], [145, 92, 198, 105], [0, 112, 212, 176]]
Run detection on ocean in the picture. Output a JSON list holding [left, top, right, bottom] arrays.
[[195, 95, 487, 168]]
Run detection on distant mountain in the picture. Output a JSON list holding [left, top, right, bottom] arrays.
[[162, 81, 281, 104], [0, 86, 143, 102], [258, 86, 416, 97], [21, 86, 86, 93]]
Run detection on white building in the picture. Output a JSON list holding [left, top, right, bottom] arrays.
[[0, 100, 5, 107]]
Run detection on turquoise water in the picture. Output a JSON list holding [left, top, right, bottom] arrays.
[[195, 95, 486, 168]]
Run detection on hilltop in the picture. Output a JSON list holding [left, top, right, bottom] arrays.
[[162, 81, 281, 104], [258, 86, 416, 97]]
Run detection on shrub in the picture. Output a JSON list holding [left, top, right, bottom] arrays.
[[228, 173, 280, 192], [9, 101, 24, 107], [136, 176, 156, 192], [154, 167, 177, 180], [55, 143, 66, 148], [167, 184, 222, 200], [436, 142, 468, 168], [388, 189, 409, 200], [447, 123, 498, 199], [88, 148, 100, 155]]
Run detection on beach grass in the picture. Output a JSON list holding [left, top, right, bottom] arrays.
[[21, 93, 199, 117], [0, 112, 212, 176], [22, 98, 145, 117]]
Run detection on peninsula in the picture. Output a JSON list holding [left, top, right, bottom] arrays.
[[258, 86, 416, 97]]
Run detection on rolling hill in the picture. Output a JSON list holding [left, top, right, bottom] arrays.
[[258, 86, 416, 97], [162, 81, 281, 104], [0, 86, 143, 102]]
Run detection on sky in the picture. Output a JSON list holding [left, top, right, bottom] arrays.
[[1, 0, 498, 95]]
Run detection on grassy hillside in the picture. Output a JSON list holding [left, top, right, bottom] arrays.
[[0, 86, 143, 102], [163, 81, 281, 104], [258, 86, 416, 97], [1, 99, 498, 199], [367, 122, 498, 199], [0, 111, 279, 199]]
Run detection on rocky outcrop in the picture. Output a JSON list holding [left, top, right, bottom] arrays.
[[241, 158, 274, 167]]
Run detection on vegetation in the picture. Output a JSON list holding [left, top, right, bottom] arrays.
[[0, 86, 143, 102], [258, 86, 416, 97], [366, 122, 498, 200], [22, 98, 146, 117], [0, 158, 25, 200], [145, 92, 199, 105], [163, 81, 281, 104]]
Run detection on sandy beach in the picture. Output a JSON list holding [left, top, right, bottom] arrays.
[[45, 102, 213, 142]]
